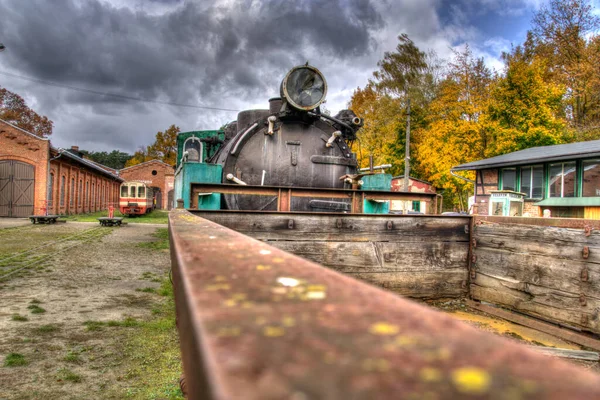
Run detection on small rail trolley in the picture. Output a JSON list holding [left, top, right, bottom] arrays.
[[119, 181, 155, 216]]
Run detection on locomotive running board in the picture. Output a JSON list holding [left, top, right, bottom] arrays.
[[188, 182, 438, 213]]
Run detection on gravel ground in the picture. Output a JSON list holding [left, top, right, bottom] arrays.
[[0, 222, 173, 399]]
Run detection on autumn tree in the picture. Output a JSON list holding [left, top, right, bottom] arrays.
[[531, 0, 600, 135], [487, 54, 567, 155], [350, 85, 404, 174], [124, 125, 180, 167], [350, 34, 438, 177], [415, 47, 493, 209], [0, 86, 53, 137]]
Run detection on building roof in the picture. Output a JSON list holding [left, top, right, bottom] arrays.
[[452, 140, 600, 171], [51, 147, 123, 181], [0, 118, 49, 141], [119, 159, 174, 172], [392, 175, 434, 186]]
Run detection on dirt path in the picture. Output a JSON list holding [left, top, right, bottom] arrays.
[[0, 222, 177, 400]]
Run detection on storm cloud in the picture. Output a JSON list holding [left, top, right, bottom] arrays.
[[0, 0, 542, 152]]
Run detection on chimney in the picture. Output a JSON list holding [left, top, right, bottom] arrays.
[[71, 146, 79, 152]]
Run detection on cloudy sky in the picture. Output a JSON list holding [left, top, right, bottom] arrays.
[[0, 0, 593, 153]]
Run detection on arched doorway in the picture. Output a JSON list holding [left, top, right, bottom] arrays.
[[151, 187, 162, 210], [0, 160, 35, 217]]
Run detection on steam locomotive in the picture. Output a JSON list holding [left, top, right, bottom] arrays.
[[173, 64, 390, 212]]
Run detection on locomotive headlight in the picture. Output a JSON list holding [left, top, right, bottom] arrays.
[[281, 65, 327, 111]]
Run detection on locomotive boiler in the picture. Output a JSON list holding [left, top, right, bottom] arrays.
[[174, 64, 390, 212]]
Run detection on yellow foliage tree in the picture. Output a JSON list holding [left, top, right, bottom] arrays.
[[350, 85, 404, 174], [415, 47, 492, 209], [124, 125, 180, 167]]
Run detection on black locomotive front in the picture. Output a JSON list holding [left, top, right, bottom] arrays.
[[212, 64, 363, 212]]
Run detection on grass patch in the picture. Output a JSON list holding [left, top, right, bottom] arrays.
[[12, 314, 28, 321], [30, 299, 42, 304], [28, 304, 46, 314], [4, 353, 28, 367], [84, 320, 106, 331], [64, 351, 82, 364], [57, 368, 82, 383], [64, 210, 169, 224], [107, 317, 139, 328], [158, 278, 173, 297], [135, 287, 156, 293], [35, 324, 59, 334], [85, 317, 139, 331], [117, 275, 183, 399], [138, 228, 170, 250]]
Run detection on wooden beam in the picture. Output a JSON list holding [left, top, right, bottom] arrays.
[[465, 299, 600, 352]]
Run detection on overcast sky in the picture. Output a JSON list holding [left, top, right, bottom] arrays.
[[0, 0, 593, 153]]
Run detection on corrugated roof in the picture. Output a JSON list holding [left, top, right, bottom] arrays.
[[452, 140, 600, 171]]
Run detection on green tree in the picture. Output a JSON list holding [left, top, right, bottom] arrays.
[[0, 86, 53, 137], [82, 150, 133, 170]]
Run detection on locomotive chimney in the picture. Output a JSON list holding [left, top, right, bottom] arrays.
[[269, 97, 283, 114]]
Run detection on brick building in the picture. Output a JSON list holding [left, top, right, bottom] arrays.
[[0, 119, 123, 217], [118, 160, 174, 210], [390, 175, 438, 214], [452, 140, 600, 219]]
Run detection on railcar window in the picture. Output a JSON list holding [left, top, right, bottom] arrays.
[[138, 186, 145, 198], [121, 186, 128, 197], [130, 186, 137, 198]]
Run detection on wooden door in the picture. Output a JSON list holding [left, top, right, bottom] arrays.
[[0, 160, 35, 217]]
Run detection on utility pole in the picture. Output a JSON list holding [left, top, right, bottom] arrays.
[[403, 98, 411, 192]]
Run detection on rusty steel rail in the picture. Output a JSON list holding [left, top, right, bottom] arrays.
[[189, 183, 437, 213], [170, 209, 600, 400]]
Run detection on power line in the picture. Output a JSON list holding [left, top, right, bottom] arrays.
[[0, 70, 241, 112]]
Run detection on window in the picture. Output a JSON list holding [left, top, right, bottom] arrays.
[[70, 178, 75, 206], [79, 180, 82, 206], [48, 173, 54, 207], [92, 183, 95, 207], [501, 168, 516, 191], [60, 176, 66, 206], [130, 186, 137, 197], [121, 185, 128, 197], [412, 201, 421, 212], [520, 165, 544, 199], [184, 137, 203, 162], [549, 162, 576, 197], [138, 186, 145, 198], [583, 159, 600, 197], [86, 182, 89, 206]]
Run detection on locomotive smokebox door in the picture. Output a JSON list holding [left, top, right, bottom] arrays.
[[215, 65, 363, 212]]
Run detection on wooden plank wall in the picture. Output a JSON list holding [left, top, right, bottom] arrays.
[[192, 212, 471, 299], [472, 221, 600, 334]]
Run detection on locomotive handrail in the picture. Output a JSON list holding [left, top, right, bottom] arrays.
[[169, 209, 600, 400]]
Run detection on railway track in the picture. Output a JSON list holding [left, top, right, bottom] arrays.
[[0, 227, 113, 281]]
